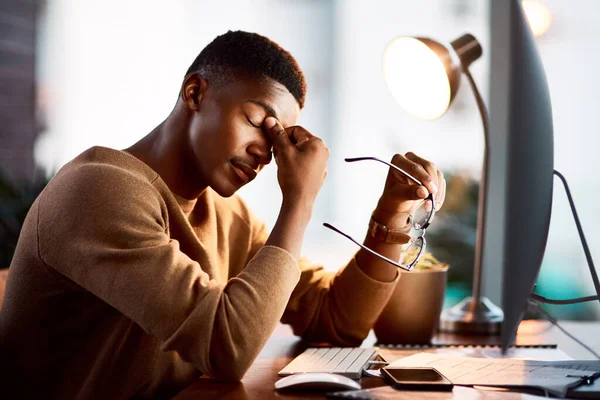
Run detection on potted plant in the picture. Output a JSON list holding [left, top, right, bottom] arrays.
[[373, 251, 449, 344]]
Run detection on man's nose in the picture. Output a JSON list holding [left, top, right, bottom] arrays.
[[248, 143, 272, 166], [258, 148, 272, 165]]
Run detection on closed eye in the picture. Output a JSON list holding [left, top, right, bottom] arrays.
[[246, 116, 262, 129]]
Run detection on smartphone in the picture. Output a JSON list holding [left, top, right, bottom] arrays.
[[380, 366, 453, 391]]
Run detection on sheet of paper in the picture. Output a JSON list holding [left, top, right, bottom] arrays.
[[434, 347, 572, 360], [327, 385, 544, 400], [379, 346, 573, 360], [388, 352, 600, 397]]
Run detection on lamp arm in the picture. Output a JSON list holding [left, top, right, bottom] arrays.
[[438, 35, 503, 333], [462, 67, 490, 141], [461, 64, 490, 308]]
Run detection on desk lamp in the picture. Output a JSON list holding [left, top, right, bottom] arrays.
[[383, 34, 503, 334]]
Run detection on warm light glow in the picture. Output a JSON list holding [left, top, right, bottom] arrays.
[[383, 37, 451, 120], [522, 0, 552, 37]]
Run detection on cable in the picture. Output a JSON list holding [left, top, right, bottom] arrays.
[[553, 170, 600, 309], [529, 300, 600, 359], [531, 293, 600, 305]]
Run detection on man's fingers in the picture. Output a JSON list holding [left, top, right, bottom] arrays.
[[387, 184, 429, 201], [402, 152, 439, 195], [389, 154, 435, 195], [288, 126, 315, 145], [264, 117, 292, 154], [264, 118, 321, 152], [405, 152, 438, 190]]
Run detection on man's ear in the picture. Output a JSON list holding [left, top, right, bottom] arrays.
[[181, 73, 208, 111]]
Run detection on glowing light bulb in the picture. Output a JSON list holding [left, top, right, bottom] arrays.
[[383, 37, 451, 120], [522, 0, 552, 37]]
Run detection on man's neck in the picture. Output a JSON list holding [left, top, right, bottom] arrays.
[[125, 110, 208, 200]]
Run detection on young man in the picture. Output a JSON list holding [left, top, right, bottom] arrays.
[[0, 31, 445, 398]]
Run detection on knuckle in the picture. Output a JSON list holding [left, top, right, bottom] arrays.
[[294, 126, 312, 137], [422, 161, 435, 171], [312, 139, 325, 150]]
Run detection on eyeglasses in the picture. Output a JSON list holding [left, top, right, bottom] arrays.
[[323, 156, 436, 271]]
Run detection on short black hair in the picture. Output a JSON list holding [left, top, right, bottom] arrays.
[[186, 30, 306, 109]]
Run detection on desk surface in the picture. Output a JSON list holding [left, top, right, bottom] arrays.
[[173, 320, 600, 400]]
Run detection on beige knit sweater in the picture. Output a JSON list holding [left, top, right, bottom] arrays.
[[0, 147, 398, 399]]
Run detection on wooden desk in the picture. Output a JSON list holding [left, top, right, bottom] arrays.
[[173, 320, 600, 399]]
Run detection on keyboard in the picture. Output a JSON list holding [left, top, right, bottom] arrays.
[[278, 347, 379, 379]]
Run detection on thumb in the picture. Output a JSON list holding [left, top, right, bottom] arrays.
[[264, 117, 291, 152]]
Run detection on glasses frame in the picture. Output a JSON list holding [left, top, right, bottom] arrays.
[[323, 156, 436, 271]]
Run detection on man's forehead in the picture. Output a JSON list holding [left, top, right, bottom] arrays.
[[229, 78, 300, 127], [245, 99, 279, 120]]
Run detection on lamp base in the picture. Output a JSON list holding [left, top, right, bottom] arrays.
[[438, 296, 504, 334]]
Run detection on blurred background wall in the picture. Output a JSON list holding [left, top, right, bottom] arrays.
[[0, 0, 38, 183], [2, 0, 599, 320]]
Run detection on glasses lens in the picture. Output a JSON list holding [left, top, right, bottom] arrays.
[[399, 238, 424, 267], [413, 198, 434, 230]]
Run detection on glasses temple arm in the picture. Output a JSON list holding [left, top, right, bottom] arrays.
[[345, 157, 423, 186], [322, 223, 413, 271], [344, 156, 436, 211]]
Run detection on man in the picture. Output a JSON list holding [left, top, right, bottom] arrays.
[[0, 30, 445, 398]]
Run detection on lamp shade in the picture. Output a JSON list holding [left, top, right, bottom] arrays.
[[383, 34, 482, 120]]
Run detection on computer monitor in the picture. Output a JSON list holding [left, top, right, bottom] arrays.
[[487, 0, 554, 352]]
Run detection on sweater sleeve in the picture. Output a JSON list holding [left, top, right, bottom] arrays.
[[244, 208, 399, 346], [37, 163, 300, 381], [281, 257, 399, 346]]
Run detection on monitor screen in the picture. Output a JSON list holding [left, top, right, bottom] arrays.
[[487, 0, 554, 351]]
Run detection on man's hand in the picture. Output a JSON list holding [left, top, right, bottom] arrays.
[[263, 117, 329, 260], [264, 117, 329, 207], [373, 152, 446, 228], [354, 152, 446, 281]]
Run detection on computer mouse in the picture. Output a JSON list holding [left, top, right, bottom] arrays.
[[274, 372, 361, 392]]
